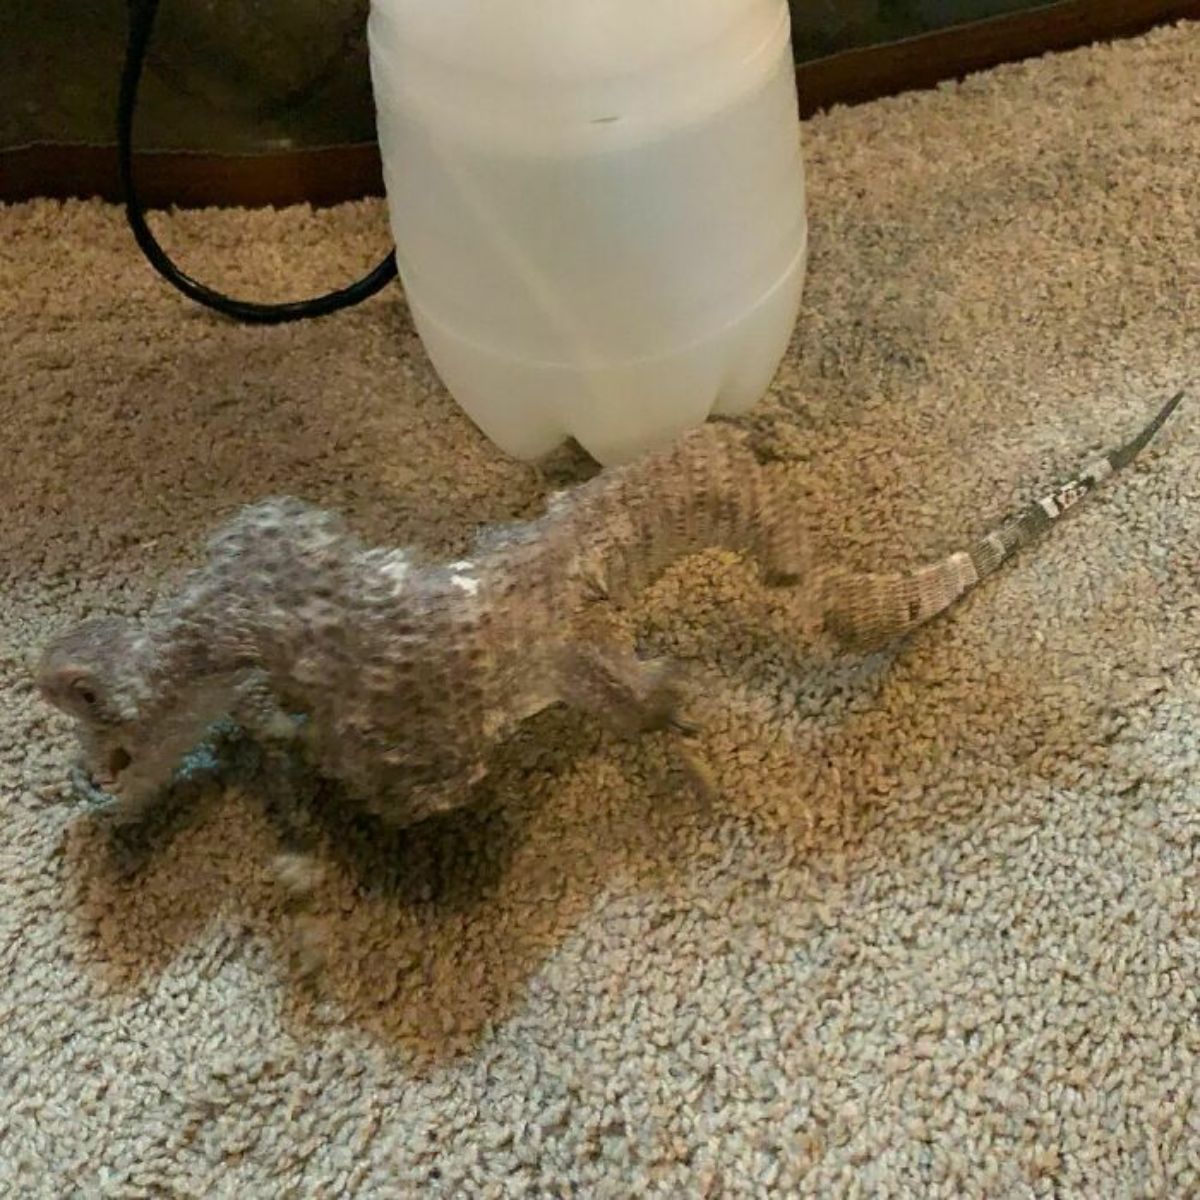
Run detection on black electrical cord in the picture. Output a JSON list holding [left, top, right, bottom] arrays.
[[118, 0, 397, 324]]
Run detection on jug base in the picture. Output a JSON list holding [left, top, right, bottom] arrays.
[[409, 241, 806, 466]]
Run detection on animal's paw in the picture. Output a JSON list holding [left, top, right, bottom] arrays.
[[271, 851, 326, 899], [286, 913, 330, 984], [672, 739, 720, 805], [270, 852, 331, 985], [634, 657, 698, 736]]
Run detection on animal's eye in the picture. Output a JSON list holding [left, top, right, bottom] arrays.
[[77, 688, 97, 706]]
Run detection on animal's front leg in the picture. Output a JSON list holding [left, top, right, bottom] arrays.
[[228, 674, 325, 902], [225, 677, 341, 982], [230, 672, 306, 747], [227, 676, 316, 823]]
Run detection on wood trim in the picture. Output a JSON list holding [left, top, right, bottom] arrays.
[[794, 0, 1200, 114], [2, 0, 1197, 210], [0, 143, 385, 210]]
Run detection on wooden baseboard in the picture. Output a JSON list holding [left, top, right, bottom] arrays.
[[794, 0, 1199, 113], [2, 0, 1196, 210], [1, 143, 386, 210]]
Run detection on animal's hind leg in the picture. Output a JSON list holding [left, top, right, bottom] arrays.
[[554, 637, 723, 803], [553, 638, 695, 738]]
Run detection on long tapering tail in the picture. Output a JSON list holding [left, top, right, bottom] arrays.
[[822, 390, 1184, 650]]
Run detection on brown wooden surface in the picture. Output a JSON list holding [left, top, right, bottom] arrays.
[[3, 0, 1197, 210], [1, 143, 387, 210], [794, 0, 1200, 113]]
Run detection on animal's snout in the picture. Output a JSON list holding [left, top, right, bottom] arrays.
[[91, 746, 132, 789]]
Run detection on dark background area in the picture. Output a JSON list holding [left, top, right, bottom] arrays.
[[1, 1, 1054, 154]]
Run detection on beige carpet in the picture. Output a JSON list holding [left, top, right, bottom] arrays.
[[2, 22, 1198, 1197]]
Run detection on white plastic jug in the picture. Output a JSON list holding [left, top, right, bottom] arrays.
[[367, 0, 807, 465]]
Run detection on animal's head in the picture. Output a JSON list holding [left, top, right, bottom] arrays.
[[36, 614, 199, 808]]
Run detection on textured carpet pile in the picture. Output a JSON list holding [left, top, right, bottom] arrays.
[[1, 22, 1197, 1197]]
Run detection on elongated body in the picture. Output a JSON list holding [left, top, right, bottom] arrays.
[[37, 392, 1182, 825]]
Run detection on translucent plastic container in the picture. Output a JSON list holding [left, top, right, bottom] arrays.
[[367, 0, 807, 465]]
